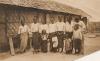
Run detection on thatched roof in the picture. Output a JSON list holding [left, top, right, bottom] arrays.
[[0, 0, 89, 17]]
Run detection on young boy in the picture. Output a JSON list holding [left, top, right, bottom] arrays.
[[72, 24, 82, 54], [52, 33, 58, 52]]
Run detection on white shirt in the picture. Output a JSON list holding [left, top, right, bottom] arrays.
[[56, 22, 65, 31], [73, 29, 82, 40], [73, 21, 86, 31], [18, 25, 29, 34], [48, 23, 57, 33], [39, 24, 49, 33], [65, 22, 73, 32], [30, 23, 39, 32]]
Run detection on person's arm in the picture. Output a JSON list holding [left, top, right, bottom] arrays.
[[18, 26, 21, 34], [55, 23, 58, 31], [27, 25, 30, 33], [81, 21, 86, 29], [39, 24, 42, 33], [46, 24, 49, 34], [79, 30, 83, 40], [63, 23, 65, 31], [28, 25, 32, 37]]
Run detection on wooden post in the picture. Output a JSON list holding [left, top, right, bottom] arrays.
[[9, 35, 15, 56]]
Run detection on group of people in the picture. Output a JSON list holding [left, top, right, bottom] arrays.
[[18, 16, 86, 55]]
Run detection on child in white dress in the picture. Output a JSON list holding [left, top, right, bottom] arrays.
[[52, 33, 58, 52]]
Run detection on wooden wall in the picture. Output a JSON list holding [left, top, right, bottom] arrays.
[[0, 5, 66, 52]]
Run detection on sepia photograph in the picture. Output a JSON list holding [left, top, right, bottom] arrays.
[[0, 0, 100, 61]]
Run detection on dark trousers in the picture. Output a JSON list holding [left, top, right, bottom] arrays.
[[73, 39, 81, 53], [41, 40, 47, 53], [65, 32, 73, 38], [32, 32, 41, 50]]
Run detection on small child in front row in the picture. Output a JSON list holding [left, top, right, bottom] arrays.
[[52, 33, 58, 52], [72, 24, 82, 54], [64, 34, 72, 54], [41, 30, 48, 53]]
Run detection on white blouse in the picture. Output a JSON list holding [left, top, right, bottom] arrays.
[[65, 22, 73, 32], [56, 22, 65, 31], [39, 24, 49, 33], [48, 23, 57, 33], [18, 25, 29, 34], [30, 23, 40, 32]]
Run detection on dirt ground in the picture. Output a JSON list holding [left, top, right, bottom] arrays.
[[0, 33, 100, 61]]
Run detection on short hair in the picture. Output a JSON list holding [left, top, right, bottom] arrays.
[[74, 24, 80, 29], [81, 17, 87, 21]]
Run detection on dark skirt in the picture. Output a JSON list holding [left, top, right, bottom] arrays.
[[57, 31, 64, 48], [41, 40, 47, 52], [73, 39, 81, 50], [65, 32, 73, 38], [32, 32, 40, 49]]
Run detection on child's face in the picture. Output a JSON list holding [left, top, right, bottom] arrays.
[[74, 25, 79, 30], [42, 30, 46, 34]]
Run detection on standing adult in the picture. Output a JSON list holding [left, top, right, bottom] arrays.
[[48, 20, 57, 52], [56, 16, 65, 53], [18, 20, 29, 53], [30, 19, 40, 53], [73, 16, 86, 54], [81, 17, 88, 33], [73, 16, 86, 32], [64, 16, 73, 53]]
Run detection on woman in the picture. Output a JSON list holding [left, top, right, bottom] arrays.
[[73, 16, 86, 54], [48, 20, 57, 52], [30, 19, 40, 53], [18, 20, 29, 53], [56, 16, 65, 53], [39, 20, 49, 52], [64, 16, 73, 54]]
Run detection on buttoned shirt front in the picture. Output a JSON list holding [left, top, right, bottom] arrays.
[[48, 23, 57, 33], [65, 22, 73, 32], [30, 23, 40, 33], [18, 25, 29, 34], [39, 24, 49, 33], [56, 22, 65, 31]]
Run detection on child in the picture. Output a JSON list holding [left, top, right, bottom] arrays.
[[41, 30, 48, 53], [64, 34, 72, 54], [52, 33, 58, 52], [72, 24, 82, 54]]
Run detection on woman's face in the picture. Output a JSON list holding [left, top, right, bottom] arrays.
[[74, 25, 79, 30], [33, 20, 37, 24]]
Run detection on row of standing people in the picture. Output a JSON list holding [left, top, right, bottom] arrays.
[[18, 17, 86, 54]]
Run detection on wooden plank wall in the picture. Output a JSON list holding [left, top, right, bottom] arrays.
[[0, 6, 9, 52], [0, 6, 66, 52]]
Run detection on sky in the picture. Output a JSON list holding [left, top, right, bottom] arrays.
[[52, 0, 100, 22]]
